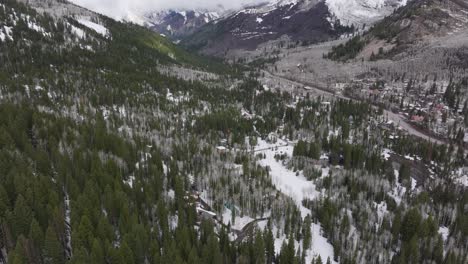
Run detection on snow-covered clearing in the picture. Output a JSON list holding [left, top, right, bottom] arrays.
[[255, 138, 321, 206], [77, 18, 109, 37], [270, 219, 336, 263], [254, 138, 336, 263], [222, 208, 256, 231]]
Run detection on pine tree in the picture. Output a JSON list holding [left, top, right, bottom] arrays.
[[107, 244, 126, 264], [43, 225, 64, 264], [316, 255, 323, 264], [69, 247, 89, 264], [8, 235, 28, 264], [401, 208, 421, 242], [302, 215, 312, 250], [433, 235, 444, 263], [254, 231, 266, 264], [0, 185, 9, 217], [264, 226, 275, 264], [90, 238, 105, 264], [75, 215, 94, 250], [391, 209, 401, 244], [12, 195, 32, 238], [398, 163, 411, 188], [29, 218, 44, 259], [120, 241, 135, 264]]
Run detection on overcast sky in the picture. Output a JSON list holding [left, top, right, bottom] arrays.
[[70, 0, 267, 20]]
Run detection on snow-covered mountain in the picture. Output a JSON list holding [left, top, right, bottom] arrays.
[[66, 0, 408, 45], [180, 0, 345, 55], [326, 0, 408, 27], [143, 9, 224, 41], [179, 0, 410, 55]]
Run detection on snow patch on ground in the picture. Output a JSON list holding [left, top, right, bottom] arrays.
[[167, 189, 175, 200], [77, 18, 109, 37], [26, 16, 51, 37], [69, 23, 86, 38], [270, 221, 336, 264], [375, 201, 388, 223], [222, 208, 255, 230], [255, 138, 320, 205], [382, 148, 392, 160], [452, 168, 468, 187], [411, 177, 417, 191], [254, 138, 335, 263], [388, 169, 406, 205], [438, 226, 449, 241], [124, 175, 135, 188], [0, 26, 13, 41]]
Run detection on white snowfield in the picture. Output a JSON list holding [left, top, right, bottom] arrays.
[[69, 23, 85, 38], [256, 139, 320, 204], [326, 0, 407, 27], [255, 138, 337, 263], [0, 26, 13, 41], [453, 168, 468, 187], [77, 18, 109, 37], [222, 207, 257, 230]]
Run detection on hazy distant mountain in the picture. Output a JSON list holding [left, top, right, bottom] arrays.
[[143, 9, 225, 42]]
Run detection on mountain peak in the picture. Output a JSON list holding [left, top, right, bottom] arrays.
[[326, 0, 408, 27]]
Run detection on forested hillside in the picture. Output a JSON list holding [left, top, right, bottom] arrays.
[[0, 1, 467, 264], [326, 0, 468, 62]]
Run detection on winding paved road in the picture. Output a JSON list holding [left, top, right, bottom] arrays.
[[384, 111, 445, 145]]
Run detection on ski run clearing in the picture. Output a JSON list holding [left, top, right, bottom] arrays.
[[77, 18, 109, 37], [254, 138, 337, 263]]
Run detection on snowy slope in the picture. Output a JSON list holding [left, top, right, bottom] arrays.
[[254, 138, 336, 263], [77, 18, 109, 37], [326, 0, 408, 27]]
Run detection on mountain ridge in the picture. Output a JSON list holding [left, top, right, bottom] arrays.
[[177, 0, 410, 56]]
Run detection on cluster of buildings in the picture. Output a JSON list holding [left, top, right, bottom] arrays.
[[345, 78, 466, 139]]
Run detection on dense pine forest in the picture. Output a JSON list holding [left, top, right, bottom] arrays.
[[0, 0, 467, 264]]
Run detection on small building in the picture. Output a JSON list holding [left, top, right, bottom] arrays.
[[196, 207, 217, 220]]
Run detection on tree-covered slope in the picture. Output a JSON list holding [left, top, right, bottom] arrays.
[[0, 1, 467, 264], [326, 0, 468, 61], [0, 1, 268, 263], [0, 1, 317, 263]]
